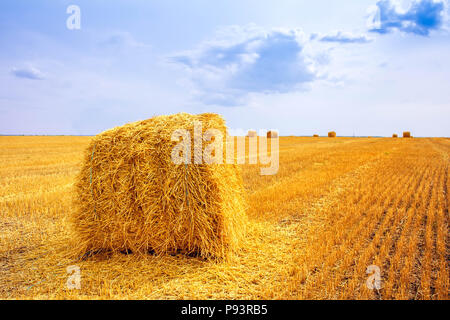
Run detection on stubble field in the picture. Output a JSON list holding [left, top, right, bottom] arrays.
[[0, 136, 448, 299]]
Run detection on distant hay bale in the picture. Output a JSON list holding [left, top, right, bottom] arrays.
[[393, 134, 398, 138], [267, 131, 278, 138], [328, 131, 336, 138], [247, 130, 257, 137], [313, 134, 319, 137], [72, 113, 247, 260], [403, 131, 411, 138]]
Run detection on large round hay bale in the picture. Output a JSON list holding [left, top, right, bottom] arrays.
[[72, 113, 247, 259], [328, 131, 336, 138]]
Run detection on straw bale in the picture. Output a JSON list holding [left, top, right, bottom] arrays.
[[247, 130, 257, 137], [72, 113, 247, 259]]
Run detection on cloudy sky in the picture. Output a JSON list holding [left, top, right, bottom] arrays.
[[1, 0, 449, 136]]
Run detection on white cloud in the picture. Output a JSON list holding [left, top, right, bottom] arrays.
[[11, 65, 45, 80], [314, 31, 373, 44], [99, 32, 150, 49], [170, 25, 323, 106], [368, 0, 448, 36]]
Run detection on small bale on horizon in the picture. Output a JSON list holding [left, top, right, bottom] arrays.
[[267, 131, 278, 138], [328, 131, 336, 138], [313, 134, 319, 137], [393, 134, 398, 138], [403, 131, 411, 138], [247, 130, 257, 137]]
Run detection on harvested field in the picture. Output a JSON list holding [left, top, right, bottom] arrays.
[[0, 136, 449, 299]]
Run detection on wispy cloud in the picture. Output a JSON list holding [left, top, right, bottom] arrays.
[[11, 66, 45, 80], [315, 31, 373, 44], [171, 25, 321, 106], [99, 32, 150, 49], [368, 0, 447, 36]]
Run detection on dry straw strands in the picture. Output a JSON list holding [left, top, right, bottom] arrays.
[[328, 131, 336, 138], [267, 131, 278, 138], [403, 131, 411, 138], [72, 113, 247, 260], [247, 130, 257, 137]]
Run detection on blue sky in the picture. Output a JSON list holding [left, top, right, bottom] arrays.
[[0, 0, 449, 136]]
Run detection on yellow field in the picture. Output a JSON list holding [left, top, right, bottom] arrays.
[[0, 136, 448, 299]]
